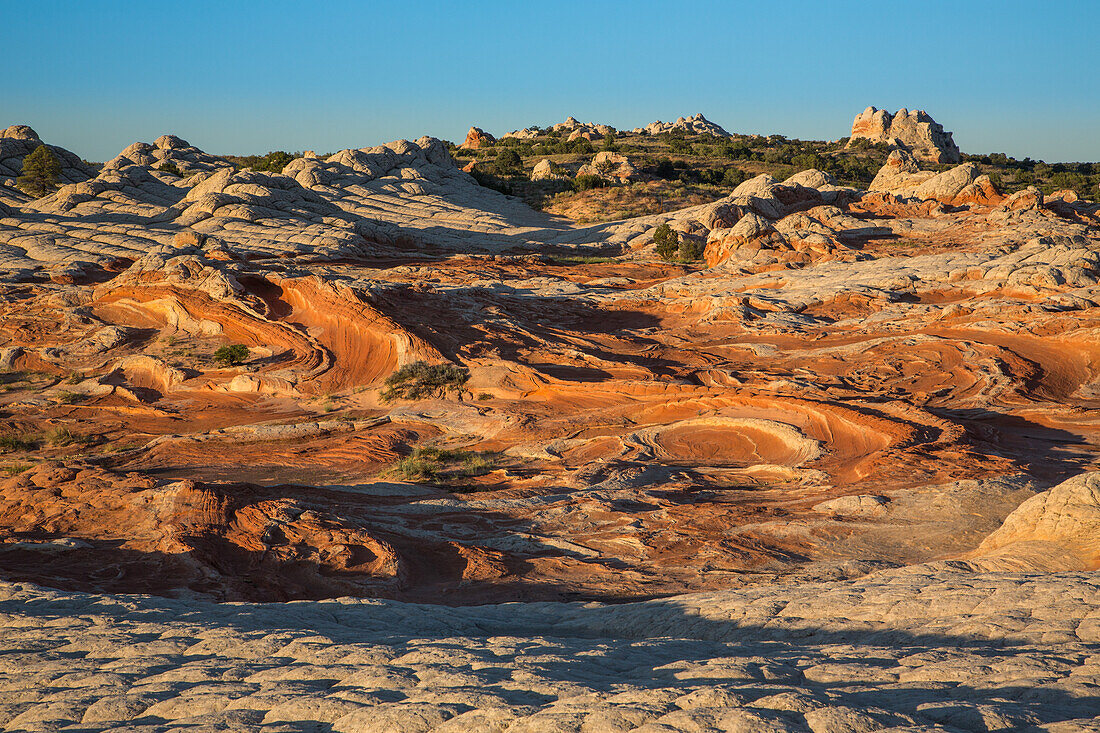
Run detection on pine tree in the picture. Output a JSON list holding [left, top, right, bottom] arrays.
[[16, 145, 62, 197]]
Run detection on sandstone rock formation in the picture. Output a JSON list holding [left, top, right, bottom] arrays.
[[576, 151, 640, 182], [868, 149, 1002, 206], [459, 126, 496, 149], [0, 124, 95, 199], [633, 112, 731, 137], [1, 562, 1099, 731], [530, 158, 569, 181], [2, 118, 1100, 731], [848, 105, 962, 163]]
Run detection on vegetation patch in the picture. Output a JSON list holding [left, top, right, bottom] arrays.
[[1, 464, 32, 476], [16, 144, 61, 197], [381, 361, 470, 401], [48, 427, 95, 447], [390, 447, 496, 484], [213, 344, 249, 366], [0, 434, 36, 452]]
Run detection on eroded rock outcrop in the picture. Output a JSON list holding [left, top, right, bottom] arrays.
[[576, 151, 640, 182], [458, 126, 496, 149], [869, 149, 1002, 205], [0, 123, 96, 194], [634, 113, 730, 137], [848, 106, 962, 163]]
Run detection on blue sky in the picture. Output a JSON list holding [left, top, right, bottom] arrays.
[[9, 1, 1100, 162]]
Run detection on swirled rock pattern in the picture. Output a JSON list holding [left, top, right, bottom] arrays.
[[2, 121, 1100, 730]]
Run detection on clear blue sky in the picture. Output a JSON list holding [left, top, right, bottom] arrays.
[[9, 0, 1100, 162]]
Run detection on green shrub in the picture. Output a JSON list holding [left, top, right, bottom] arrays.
[[55, 390, 85, 404], [722, 167, 748, 187], [48, 427, 93, 446], [470, 169, 512, 195], [213, 344, 249, 366], [653, 158, 677, 179], [679, 238, 703, 262], [16, 144, 61, 197], [652, 223, 679, 260], [496, 148, 522, 171], [391, 447, 495, 483], [573, 174, 609, 192], [0, 434, 35, 452], [381, 361, 470, 402], [158, 161, 183, 177]]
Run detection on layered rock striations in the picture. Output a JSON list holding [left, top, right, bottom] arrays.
[[1, 118, 1100, 728]]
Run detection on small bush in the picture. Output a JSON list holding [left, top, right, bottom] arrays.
[[573, 174, 608, 192], [652, 223, 679, 260], [213, 344, 249, 366], [679, 238, 703, 262], [381, 361, 470, 402], [1, 464, 32, 476], [0, 435, 35, 452], [496, 148, 522, 172], [158, 161, 183, 177], [391, 447, 496, 483], [55, 390, 85, 404]]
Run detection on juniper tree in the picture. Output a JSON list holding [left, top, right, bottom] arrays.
[[16, 144, 61, 197]]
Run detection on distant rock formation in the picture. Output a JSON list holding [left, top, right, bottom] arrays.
[[103, 134, 233, 176], [633, 113, 730, 137], [0, 124, 95, 195], [503, 118, 614, 142], [460, 126, 496, 150], [848, 106, 961, 164]]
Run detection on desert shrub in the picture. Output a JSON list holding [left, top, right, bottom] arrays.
[[470, 169, 512, 195], [48, 427, 94, 446], [653, 158, 677, 179], [213, 344, 249, 366], [601, 131, 618, 152], [679, 238, 703, 262], [594, 158, 617, 176], [227, 151, 299, 173], [668, 138, 692, 154], [381, 361, 470, 402], [391, 447, 495, 483], [496, 148, 522, 171], [16, 144, 61, 197], [652, 223, 679, 260], [722, 167, 748, 187], [0, 434, 36, 452], [571, 138, 595, 155], [54, 390, 85, 404], [573, 174, 608, 192], [158, 161, 183, 177]]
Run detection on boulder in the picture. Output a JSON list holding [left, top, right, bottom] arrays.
[[848, 106, 961, 164], [531, 158, 569, 181]]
